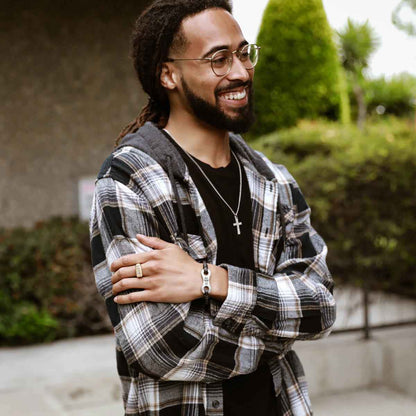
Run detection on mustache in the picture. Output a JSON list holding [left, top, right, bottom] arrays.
[[215, 80, 252, 95]]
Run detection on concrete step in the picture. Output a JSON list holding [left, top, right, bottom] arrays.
[[295, 326, 416, 399]]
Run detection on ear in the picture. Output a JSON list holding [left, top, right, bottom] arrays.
[[160, 63, 178, 90]]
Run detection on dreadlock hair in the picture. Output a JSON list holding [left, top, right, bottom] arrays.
[[115, 0, 233, 145]]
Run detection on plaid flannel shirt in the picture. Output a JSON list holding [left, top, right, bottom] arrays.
[[90, 122, 336, 416]]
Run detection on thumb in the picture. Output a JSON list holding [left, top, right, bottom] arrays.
[[136, 234, 170, 250]]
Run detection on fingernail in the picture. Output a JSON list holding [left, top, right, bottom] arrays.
[[113, 296, 118, 303]]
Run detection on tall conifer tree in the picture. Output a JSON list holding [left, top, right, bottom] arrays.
[[252, 0, 349, 136]]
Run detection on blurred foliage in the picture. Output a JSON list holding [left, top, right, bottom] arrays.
[[337, 18, 380, 129], [392, 0, 416, 36], [253, 117, 416, 297], [337, 18, 380, 76], [0, 217, 111, 345], [346, 73, 416, 121], [251, 0, 349, 137], [364, 73, 416, 117]]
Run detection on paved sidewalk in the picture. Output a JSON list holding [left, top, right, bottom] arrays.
[[0, 335, 122, 416], [313, 388, 416, 416], [1, 334, 416, 415]]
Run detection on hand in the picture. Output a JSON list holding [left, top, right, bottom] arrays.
[[111, 234, 202, 304]]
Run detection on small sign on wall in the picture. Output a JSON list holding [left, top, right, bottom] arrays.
[[78, 177, 96, 222]]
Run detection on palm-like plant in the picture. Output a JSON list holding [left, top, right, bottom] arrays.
[[338, 19, 380, 129]]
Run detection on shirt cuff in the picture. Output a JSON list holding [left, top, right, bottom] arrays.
[[212, 264, 257, 333]]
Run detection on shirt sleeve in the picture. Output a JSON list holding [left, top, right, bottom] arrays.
[[211, 166, 336, 340], [90, 175, 293, 383]]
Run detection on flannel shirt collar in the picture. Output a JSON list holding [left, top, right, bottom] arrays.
[[116, 121, 276, 182]]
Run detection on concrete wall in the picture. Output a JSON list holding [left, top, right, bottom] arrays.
[[1, 0, 151, 228]]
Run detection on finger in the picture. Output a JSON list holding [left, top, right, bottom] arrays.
[[111, 259, 155, 284], [137, 234, 171, 250], [110, 251, 154, 272], [111, 265, 136, 284], [112, 277, 152, 295], [110, 254, 140, 272], [114, 290, 149, 304]]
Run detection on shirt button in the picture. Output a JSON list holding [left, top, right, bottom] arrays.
[[212, 400, 220, 409], [223, 318, 233, 329]]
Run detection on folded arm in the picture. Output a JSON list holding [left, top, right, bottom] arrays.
[[110, 234, 228, 305], [91, 176, 291, 383]]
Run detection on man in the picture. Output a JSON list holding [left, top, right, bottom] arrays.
[[90, 1, 336, 415]]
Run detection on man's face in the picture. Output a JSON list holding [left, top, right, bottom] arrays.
[[181, 74, 254, 134], [170, 8, 255, 133]]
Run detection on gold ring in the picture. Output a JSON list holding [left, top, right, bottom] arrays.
[[135, 263, 143, 279]]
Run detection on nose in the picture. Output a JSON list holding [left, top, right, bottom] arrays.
[[227, 54, 251, 82]]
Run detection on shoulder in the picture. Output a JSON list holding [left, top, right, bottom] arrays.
[[231, 134, 306, 208], [230, 133, 298, 187], [97, 146, 164, 187], [251, 148, 309, 211], [255, 149, 297, 184]]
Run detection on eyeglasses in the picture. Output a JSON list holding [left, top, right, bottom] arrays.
[[166, 43, 260, 77]]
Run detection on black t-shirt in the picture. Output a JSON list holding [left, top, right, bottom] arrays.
[[162, 130, 280, 416]]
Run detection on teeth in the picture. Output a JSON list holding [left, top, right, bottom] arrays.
[[222, 90, 247, 100]]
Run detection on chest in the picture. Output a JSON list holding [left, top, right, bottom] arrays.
[[140, 162, 292, 276]]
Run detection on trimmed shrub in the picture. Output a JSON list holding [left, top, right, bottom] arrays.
[[0, 217, 111, 345], [253, 118, 416, 297], [251, 0, 349, 137]]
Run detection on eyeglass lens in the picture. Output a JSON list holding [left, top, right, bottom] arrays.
[[211, 44, 259, 76]]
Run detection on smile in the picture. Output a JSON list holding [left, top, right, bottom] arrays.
[[217, 87, 249, 105], [221, 89, 247, 100]]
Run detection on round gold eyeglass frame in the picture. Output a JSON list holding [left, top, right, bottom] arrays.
[[166, 43, 261, 77]]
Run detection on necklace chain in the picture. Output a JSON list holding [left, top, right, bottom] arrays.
[[188, 150, 242, 216], [163, 129, 243, 235]]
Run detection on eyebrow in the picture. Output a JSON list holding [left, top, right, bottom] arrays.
[[201, 40, 248, 59]]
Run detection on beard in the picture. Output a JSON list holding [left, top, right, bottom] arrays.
[[181, 77, 255, 134]]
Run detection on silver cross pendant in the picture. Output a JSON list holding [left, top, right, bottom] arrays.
[[233, 215, 242, 235]]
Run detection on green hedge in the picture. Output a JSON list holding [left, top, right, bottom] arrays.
[[0, 218, 111, 345], [253, 117, 416, 297], [252, 0, 349, 137]]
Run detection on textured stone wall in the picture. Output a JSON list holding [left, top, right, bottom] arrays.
[[0, 0, 151, 228]]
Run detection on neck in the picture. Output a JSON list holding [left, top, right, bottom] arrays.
[[164, 109, 231, 168]]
